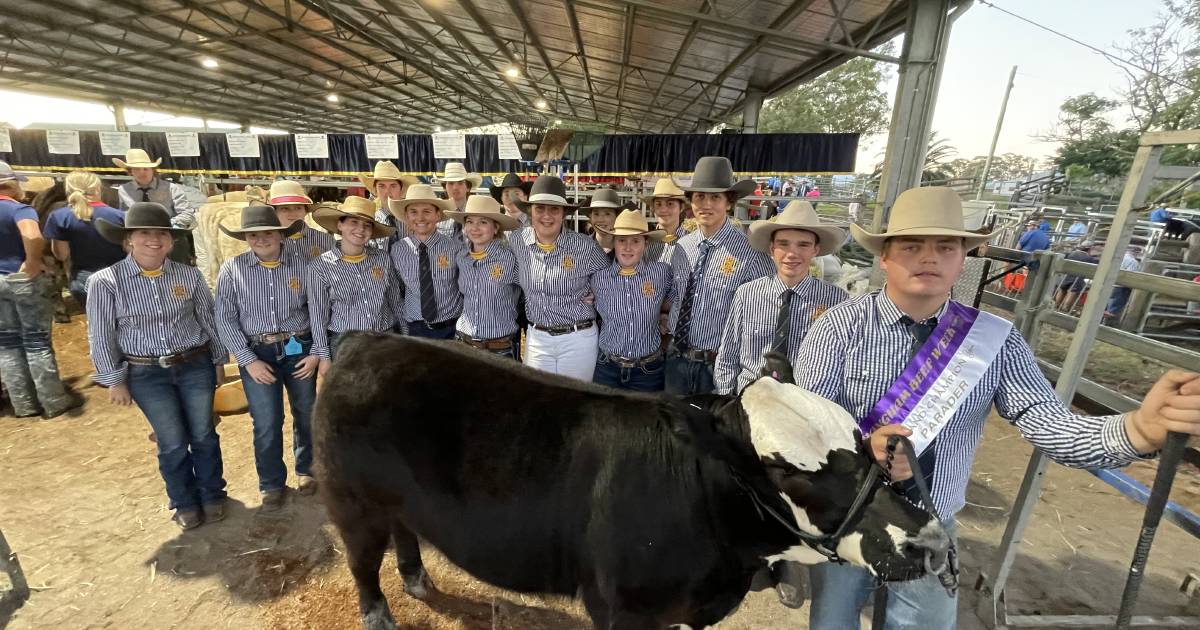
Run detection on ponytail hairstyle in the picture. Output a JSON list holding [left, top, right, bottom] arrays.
[[65, 170, 102, 221]]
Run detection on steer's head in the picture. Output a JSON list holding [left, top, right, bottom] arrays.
[[739, 375, 952, 583]]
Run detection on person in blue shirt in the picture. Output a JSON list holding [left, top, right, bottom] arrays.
[[1018, 220, 1051, 252], [0, 162, 80, 418], [1149, 207, 1172, 223], [43, 171, 127, 309], [1067, 218, 1088, 241]]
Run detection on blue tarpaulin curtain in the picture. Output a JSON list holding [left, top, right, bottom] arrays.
[[2, 129, 857, 176]]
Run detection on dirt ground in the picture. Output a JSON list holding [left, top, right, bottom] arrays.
[[1, 315, 1198, 630]]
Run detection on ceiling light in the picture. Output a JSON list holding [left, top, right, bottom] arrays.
[[505, 66, 520, 78], [326, 93, 339, 103], [554, 119, 562, 125], [434, 126, 443, 132], [534, 98, 548, 110], [201, 57, 219, 69]]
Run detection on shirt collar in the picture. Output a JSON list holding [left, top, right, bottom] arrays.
[[772, 274, 813, 294], [874, 287, 950, 325], [524, 227, 565, 250], [411, 231, 445, 248], [118, 255, 171, 278], [608, 260, 643, 275], [699, 219, 737, 247], [133, 178, 160, 191]]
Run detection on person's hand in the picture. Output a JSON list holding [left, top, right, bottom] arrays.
[[659, 312, 670, 336], [17, 262, 43, 278], [582, 292, 595, 306], [245, 360, 276, 385], [318, 358, 332, 381], [293, 355, 320, 380], [865, 424, 914, 481], [109, 383, 132, 406], [1126, 370, 1200, 452]]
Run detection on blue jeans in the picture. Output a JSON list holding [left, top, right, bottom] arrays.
[[808, 521, 958, 630], [408, 319, 458, 340], [663, 349, 715, 395], [239, 339, 317, 492], [593, 353, 665, 392], [1107, 286, 1132, 315], [127, 352, 226, 511], [0, 273, 71, 416], [68, 269, 94, 309]]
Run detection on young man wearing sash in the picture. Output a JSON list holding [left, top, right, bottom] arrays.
[[793, 187, 1200, 629]]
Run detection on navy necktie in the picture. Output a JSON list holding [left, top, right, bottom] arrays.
[[139, 187, 151, 202], [674, 239, 715, 350], [418, 242, 438, 323], [770, 289, 794, 356]]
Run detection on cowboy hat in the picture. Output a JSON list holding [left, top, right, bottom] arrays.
[[580, 188, 623, 216], [268, 180, 313, 206], [489, 172, 533, 202], [850, 187, 994, 256], [679, 156, 756, 199], [640, 178, 687, 205], [595, 209, 666, 242], [213, 379, 248, 416], [748, 201, 847, 256], [112, 148, 162, 170], [95, 202, 189, 244], [437, 162, 483, 189], [359, 161, 420, 191], [219, 205, 304, 241], [514, 175, 578, 211], [312, 195, 397, 239], [446, 195, 521, 231], [387, 183, 455, 220]]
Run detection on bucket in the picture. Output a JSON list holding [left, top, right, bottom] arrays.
[[962, 200, 991, 231]]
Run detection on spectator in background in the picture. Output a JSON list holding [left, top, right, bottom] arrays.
[[1067, 217, 1088, 241], [1104, 246, 1144, 322], [1018, 219, 1052, 271], [1039, 216, 1052, 232], [359, 160, 418, 252], [1149, 206, 1172, 223], [43, 171, 127, 309], [490, 172, 533, 228], [113, 149, 197, 264], [1054, 241, 1100, 311], [805, 186, 820, 198]]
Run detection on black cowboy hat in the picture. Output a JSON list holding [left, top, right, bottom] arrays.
[[679, 156, 757, 199], [489, 172, 534, 202], [95, 202, 189, 244], [513, 175, 578, 211], [219, 205, 305, 241]]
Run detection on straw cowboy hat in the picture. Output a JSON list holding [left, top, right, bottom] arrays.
[[514, 175, 577, 211], [359, 161, 419, 191], [268, 180, 313, 206], [641, 178, 687, 205], [112, 148, 162, 170], [595, 209, 665, 242], [679, 156, 756, 199], [437, 162, 483, 189], [219, 205, 304, 241], [489, 172, 533, 202], [850, 186, 994, 256], [580, 188, 623, 216], [386, 183, 455, 220], [446, 195, 521, 231], [748, 200, 848, 256], [312, 195, 397, 239], [213, 379, 248, 416], [96, 202, 189, 244]]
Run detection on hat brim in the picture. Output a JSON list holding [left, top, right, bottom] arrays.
[[641, 193, 687, 205], [748, 221, 848, 256], [387, 197, 456, 220], [269, 195, 314, 206], [311, 206, 396, 239], [681, 178, 757, 200], [849, 224, 995, 256], [441, 174, 484, 189], [595, 227, 666, 242], [213, 379, 248, 416], [359, 174, 421, 191], [490, 181, 533, 202], [219, 218, 306, 241], [95, 218, 189, 245], [445, 210, 521, 231], [112, 158, 162, 169]]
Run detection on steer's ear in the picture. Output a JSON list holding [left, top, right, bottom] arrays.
[[759, 352, 795, 385]]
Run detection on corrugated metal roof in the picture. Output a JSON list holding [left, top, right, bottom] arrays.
[[0, 0, 960, 134]]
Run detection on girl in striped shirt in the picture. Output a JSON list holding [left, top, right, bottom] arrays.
[[446, 196, 521, 359]]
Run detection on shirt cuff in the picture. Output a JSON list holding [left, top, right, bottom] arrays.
[[233, 348, 259, 367], [1104, 413, 1151, 461], [313, 345, 331, 360], [93, 364, 127, 387]]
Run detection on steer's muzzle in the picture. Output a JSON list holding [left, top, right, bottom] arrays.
[[904, 521, 957, 595]]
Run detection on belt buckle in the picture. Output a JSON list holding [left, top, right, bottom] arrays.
[[157, 354, 172, 369]]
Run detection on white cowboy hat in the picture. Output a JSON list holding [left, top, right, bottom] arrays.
[[267, 180, 313, 206], [386, 183, 455, 220], [446, 195, 521, 231], [580, 188, 623, 215], [312, 195, 397, 239], [640, 178, 687, 205], [748, 201, 848, 256], [595, 209, 666, 242], [437, 162, 483, 189], [850, 187, 994, 256], [112, 148, 162, 169], [358, 160, 420, 191]]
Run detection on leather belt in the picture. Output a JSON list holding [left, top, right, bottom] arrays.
[[532, 319, 595, 336], [682, 348, 718, 364], [410, 319, 456, 331], [601, 349, 663, 368], [126, 346, 208, 368], [249, 329, 311, 345], [456, 332, 517, 350]]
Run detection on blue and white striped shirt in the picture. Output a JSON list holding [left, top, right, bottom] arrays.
[[512, 227, 610, 327], [795, 290, 1144, 516], [667, 220, 773, 351], [715, 274, 848, 395], [456, 241, 520, 339], [391, 232, 465, 324], [370, 206, 407, 252], [646, 227, 688, 265], [85, 256, 226, 386], [306, 245, 405, 359], [592, 261, 674, 358], [437, 217, 463, 239], [214, 251, 313, 366], [284, 226, 336, 263]]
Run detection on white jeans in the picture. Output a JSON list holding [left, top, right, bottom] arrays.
[[524, 325, 598, 382]]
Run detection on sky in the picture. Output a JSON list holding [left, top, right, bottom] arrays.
[[0, 0, 1171, 173]]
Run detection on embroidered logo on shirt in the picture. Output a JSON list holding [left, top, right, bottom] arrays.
[[490, 264, 503, 281], [811, 304, 827, 321], [719, 256, 737, 276], [370, 264, 384, 281], [437, 254, 450, 269], [310, 246, 321, 258], [562, 255, 575, 270], [172, 285, 188, 299], [642, 280, 655, 297], [289, 277, 301, 292]]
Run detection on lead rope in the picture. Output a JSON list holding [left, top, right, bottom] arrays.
[[885, 434, 959, 596]]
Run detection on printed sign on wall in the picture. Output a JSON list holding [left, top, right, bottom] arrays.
[[295, 133, 329, 159], [226, 133, 261, 159], [365, 134, 399, 159], [432, 132, 466, 159], [165, 132, 201, 157], [46, 130, 80, 155], [98, 131, 131, 156]]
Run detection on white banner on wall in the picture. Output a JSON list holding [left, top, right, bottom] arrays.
[[165, 132, 201, 157], [46, 130, 80, 155], [0, 129, 10, 153], [365, 134, 399, 159], [295, 133, 329, 159], [226, 133, 260, 158], [432, 132, 466, 159], [98, 131, 130, 156], [496, 133, 522, 160]]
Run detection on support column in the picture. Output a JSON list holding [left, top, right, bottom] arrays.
[[742, 88, 764, 133], [111, 101, 128, 132]]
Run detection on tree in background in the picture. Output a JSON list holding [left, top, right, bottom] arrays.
[[756, 44, 894, 136]]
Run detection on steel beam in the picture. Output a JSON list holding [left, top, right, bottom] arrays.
[[742, 89, 764, 132], [636, 1, 709, 129], [614, 4, 636, 129], [501, 0, 580, 118], [452, 0, 557, 114], [563, 0, 602, 120]]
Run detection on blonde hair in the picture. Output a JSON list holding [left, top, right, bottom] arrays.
[[65, 171, 102, 221]]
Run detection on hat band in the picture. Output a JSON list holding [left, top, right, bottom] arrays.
[[528, 193, 570, 205], [270, 195, 311, 205], [588, 202, 621, 208]]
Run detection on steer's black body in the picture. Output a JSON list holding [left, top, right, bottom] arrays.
[[315, 333, 798, 629]]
